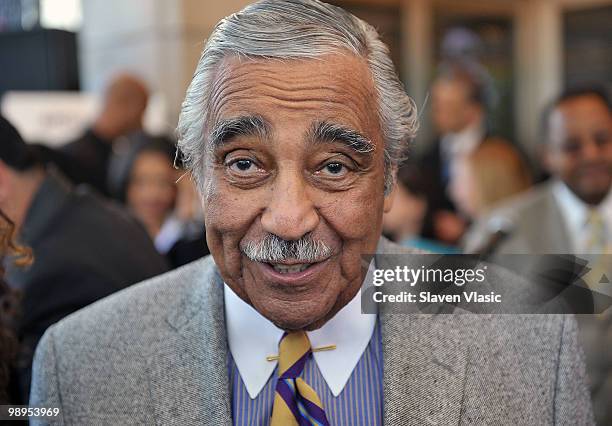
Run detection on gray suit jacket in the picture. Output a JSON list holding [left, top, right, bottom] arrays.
[[463, 181, 571, 254], [30, 238, 593, 425]]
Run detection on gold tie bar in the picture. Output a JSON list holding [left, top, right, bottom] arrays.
[[266, 344, 337, 362]]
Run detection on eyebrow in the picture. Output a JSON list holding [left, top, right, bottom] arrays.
[[208, 115, 271, 149], [308, 121, 374, 155]]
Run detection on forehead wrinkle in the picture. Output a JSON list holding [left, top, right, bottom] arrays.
[[210, 55, 374, 102], [217, 54, 371, 84], [213, 81, 373, 127], [208, 74, 258, 126], [208, 55, 382, 147], [214, 78, 371, 110]]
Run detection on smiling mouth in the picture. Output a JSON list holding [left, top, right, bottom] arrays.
[[268, 263, 312, 274], [251, 257, 332, 287]]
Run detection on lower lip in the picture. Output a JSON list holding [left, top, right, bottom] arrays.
[[256, 259, 331, 285], [579, 164, 609, 175]]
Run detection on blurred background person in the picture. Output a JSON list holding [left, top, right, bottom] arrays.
[[0, 209, 31, 404], [464, 86, 612, 425], [450, 139, 532, 225], [383, 164, 427, 243], [464, 87, 611, 255], [109, 133, 209, 268], [418, 63, 492, 245], [419, 62, 528, 247], [383, 164, 459, 253], [168, 173, 211, 267], [47, 73, 150, 197], [110, 134, 177, 241], [0, 115, 168, 402]]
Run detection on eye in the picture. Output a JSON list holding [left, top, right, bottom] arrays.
[[594, 131, 611, 147], [561, 140, 581, 155], [227, 159, 256, 173], [320, 162, 348, 176]]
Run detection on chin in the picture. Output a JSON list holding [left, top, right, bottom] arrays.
[[265, 305, 330, 331], [271, 317, 317, 332], [254, 296, 338, 331], [576, 184, 611, 204]]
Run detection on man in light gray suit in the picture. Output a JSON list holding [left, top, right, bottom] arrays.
[[31, 1, 594, 425], [463, 88, 612, 256], [464, 87, 612, 425]]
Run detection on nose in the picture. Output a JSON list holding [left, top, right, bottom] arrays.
[[581, 138, 601, 161], [260, 169, 319, 240]]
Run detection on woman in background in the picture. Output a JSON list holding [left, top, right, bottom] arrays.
[[449, 139, 532, 221], [110, 133, 209, 268], [0, 210, 32, 404]]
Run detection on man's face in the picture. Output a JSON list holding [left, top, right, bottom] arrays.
[[203, 54, 391, 330], [431, 79, 478, 134], [545, 95, 612, 205]]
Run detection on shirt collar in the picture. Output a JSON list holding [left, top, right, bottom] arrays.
[[441, 120, 485, 159], [553, 180, 612, 247], [600, 187, 612, 224], [154, 215, 183, 254], [224, 262, 377, 399]]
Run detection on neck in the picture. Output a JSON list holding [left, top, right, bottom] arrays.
[[579, 193, 607, 207], [563, 180, 609, 207], [456, 118, 483, 136], [140, 216, 164, 239], [92, 112, 138, 141]]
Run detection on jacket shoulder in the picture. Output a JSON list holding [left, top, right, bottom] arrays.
[[462, 183, 556, 252], [487, 182, 554, 219]]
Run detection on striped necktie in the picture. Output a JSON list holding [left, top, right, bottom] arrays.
[[270, 331, 330, 426], [582, 209, 612, 313], [584, 209, 607, 253]]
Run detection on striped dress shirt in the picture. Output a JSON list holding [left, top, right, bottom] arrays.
[[228, 320, 384, 426]]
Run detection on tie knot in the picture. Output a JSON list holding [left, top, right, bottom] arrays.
[[584, 208, 609, 253], [586, 209, 604, 228], [277, 331, 311, 379]]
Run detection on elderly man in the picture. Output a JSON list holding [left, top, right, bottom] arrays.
[[31, 1, 593, 425]]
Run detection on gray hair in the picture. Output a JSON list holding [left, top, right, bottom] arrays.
[[177, 0, 418, 194]]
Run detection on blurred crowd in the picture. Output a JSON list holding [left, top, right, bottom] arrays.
[[384, 64, 611, 260], [382, 64, 612, 424], [0, 73, 209, 405], [0, 61, 611, 422]]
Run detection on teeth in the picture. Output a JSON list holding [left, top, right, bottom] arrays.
[[271, 263, 311, 274]]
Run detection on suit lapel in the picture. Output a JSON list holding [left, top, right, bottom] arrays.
[[375, 238, 469, 425], [147, 260, 233, 425], [544, 185, 572, 253]]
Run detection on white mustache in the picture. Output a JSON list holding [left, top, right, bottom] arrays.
[[241, 234, 332, 263]]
